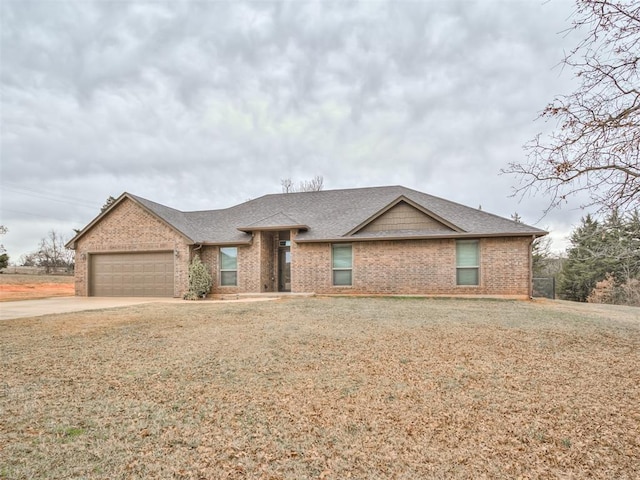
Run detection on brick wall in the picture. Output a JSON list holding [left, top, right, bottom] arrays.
[[199, 246, 217, 289], [76, 200, 533, 299], [260, 232, 276, 292], [202, 231, 289, 295], [480, 237, 531, 296], [292, 237, 532, 297], [73, 197, 190, 297], [201, 240, 262, 295], [242, 235, 262, 293]]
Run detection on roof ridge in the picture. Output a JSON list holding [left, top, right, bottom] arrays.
[[127, 192, 184, 214], [399, 187, 544, 231], [258, 184, 405, 198], [128, 187, 543, 233], [180, 186, 409, 213], [68, 186, 547, 249]]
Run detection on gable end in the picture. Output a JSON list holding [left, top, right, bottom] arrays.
[[66, 193, 194, 249], [348, 197, 463, 236]]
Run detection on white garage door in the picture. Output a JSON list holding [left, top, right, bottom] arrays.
[[90, 252, 174, 297]]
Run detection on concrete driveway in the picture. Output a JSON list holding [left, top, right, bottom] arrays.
[[0, 297, 185, 321]]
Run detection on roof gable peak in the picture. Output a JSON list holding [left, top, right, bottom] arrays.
[[237, 211, 309, 232], [66, 192, 194, 249], [347, 195, 464, 236]]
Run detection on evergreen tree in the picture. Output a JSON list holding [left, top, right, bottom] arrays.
[[600, 209, 625, 281], [560, 211, 640, 303], [101, 196, 117, 213], [619, 210, 640, 283], [0, 253, 8, 270], [559, 215, 605, 302]]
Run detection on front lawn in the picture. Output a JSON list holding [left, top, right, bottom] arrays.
[[1, 297, 638, 478]]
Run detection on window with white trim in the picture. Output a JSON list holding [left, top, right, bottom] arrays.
[[456, 240, 479, 286], [220, 247, 238, 286], [332, 244, 352, 286]]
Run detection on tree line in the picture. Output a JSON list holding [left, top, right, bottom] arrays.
[[16, 230, 74, 273], [505, 1, 639, 306], [0, 227, 74, 274], [558, 211, 640, 306]]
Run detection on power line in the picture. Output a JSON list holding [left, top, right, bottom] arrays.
[[1, 185, 98, 209], [2, 183, 98, 207], [0, 208, 77, 220], [1, 181, 101, 205]]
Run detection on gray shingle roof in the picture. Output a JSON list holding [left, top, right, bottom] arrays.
[[237, 211, 309, 232], [127, 186, 546, 244]]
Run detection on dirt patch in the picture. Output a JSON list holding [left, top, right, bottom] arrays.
[[1, 297, 639, 479], [0, 274, 74, 301]]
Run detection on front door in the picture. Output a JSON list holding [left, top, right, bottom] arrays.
[[278, 246, 291, 292]]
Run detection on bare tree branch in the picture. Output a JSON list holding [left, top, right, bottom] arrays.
[[503, 0, 640, 213], [281, 175, 324, 193]]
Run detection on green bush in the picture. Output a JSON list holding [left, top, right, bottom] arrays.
[[184, 254, 212, 300], [0, 253, 8, 270]]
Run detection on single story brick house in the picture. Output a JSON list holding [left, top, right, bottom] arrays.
[[66, 186, 547, 298]]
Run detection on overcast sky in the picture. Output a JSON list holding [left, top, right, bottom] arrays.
[[1, 0, 586, 261]]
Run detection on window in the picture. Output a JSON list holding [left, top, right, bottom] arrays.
[[456, 240, 479, 286], [332, 244, 352, 286], [220, 247, 238, 286]]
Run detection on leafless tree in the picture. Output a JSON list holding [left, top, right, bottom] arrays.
[[281, 175, 324, 193], [0, 225, 7, 254], [34, 230, 74, 273], [504, 0, 640, 214], [298, 175, 324, 192], [281, 178, 295, 193], [0, 225, 8, 269], [19, 253, 37, 267]]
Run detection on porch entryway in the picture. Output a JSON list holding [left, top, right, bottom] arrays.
[[258, 230, 293, 293], [278, 237, 291, 292]]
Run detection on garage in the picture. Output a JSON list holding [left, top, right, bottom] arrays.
[[90, 252, 174, 297]]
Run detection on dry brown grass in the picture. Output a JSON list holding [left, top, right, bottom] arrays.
[[1, 297, 639, 479], [0, 274, 74, 302]]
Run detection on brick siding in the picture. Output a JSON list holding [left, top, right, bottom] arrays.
[[292, 237, 532, 297], [73, 198, 190, 297], [75, 203, 533, 298], [260, 232, 276, 292], [201, 237, 263, 295]]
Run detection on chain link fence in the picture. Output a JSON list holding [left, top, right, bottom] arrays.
[[533, 277, 556, 299]]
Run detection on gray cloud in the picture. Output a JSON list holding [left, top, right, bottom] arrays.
[[1, 0, 586, 260]]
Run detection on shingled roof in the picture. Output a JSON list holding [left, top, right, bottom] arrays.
[[131, 186, 547, 243], [69, 186, 547, 248]]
